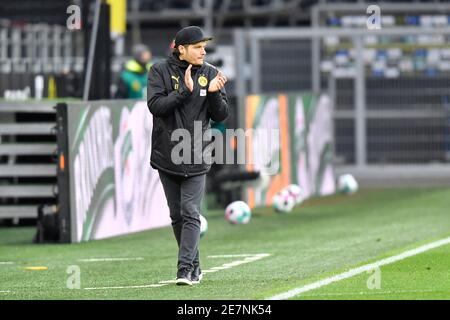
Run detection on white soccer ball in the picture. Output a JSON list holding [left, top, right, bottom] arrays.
[[285, 184, 304, 205], [272, 190, 296, 213], [338, 174, 359, 194], [199, 214, 208, 238], [225, 201, 252, 225]]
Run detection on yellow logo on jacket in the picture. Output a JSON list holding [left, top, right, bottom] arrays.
[[171, 75, 180, 90], [198, 75, 208, 87]]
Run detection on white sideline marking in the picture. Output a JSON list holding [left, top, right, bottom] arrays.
[[0, 262, 14, 265], [267, 236, 450, 300], [208, 254, 269, 258], [223, 261, 248, 268], [297, 289, 450, 298], [159, 280, 177, 284], [202, 269, 219, 273], [85, 284, 165, 290], [83, 253, 271, 290], [202, 253, 270, 274], [210, 266, 230, 270], [78, 257, 144, 262]]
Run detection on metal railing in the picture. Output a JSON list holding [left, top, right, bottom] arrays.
[[0, 21, 84, 75], [0, 101, 57, 220], [234, 26, 450, 185]]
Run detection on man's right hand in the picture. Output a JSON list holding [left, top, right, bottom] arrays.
[[184, 64, 194, 92]]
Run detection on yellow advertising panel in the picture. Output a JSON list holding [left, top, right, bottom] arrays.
[[107, 0, 126, 35]]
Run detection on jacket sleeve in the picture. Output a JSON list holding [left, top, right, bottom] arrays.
[[207, 85, 229, 122], [147, 64, 191, 118]]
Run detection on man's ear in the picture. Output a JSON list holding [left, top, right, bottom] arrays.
[[178, 45, 186, 55]]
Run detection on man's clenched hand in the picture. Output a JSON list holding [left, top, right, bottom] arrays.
[[184, 64, 194, 92], [208, 71, 227, 92]]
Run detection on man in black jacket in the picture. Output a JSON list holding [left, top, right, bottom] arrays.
[[147, 26, 229, 285]]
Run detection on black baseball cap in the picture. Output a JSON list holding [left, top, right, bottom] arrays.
[[174, 26, 213, 47]]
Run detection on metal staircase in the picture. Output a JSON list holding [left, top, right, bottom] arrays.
[[0, 101, 57, 220]]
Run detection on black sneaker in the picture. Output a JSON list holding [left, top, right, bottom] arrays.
[[176, 267, 193, 286], [191, 265, 203, 284]]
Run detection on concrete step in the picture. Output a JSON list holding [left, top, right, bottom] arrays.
[[0, 165, 56, 177], [0, 185, 55, 198], [0, 123, 55, 135], [0, 143, 56, 155], [0, 205, 38, 219], [0, 103, 56, 113]]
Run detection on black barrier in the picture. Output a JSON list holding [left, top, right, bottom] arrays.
[[55, 103, 71, 243], [83, 1, 111, 100]]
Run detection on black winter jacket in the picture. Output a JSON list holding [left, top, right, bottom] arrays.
[[147, 53, 229, 177]]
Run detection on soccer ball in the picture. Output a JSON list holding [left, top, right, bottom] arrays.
[[199, 214, 208, 238], [338, 174, 359, 194], [225, 201, 252, 224], [285, 184, 304, 205], [272, 190, 296, 213]]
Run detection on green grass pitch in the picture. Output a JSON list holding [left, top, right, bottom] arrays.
[[1, 187, 450, 300]]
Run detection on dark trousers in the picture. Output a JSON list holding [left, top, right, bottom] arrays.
[[158, 170, 206, 270]]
